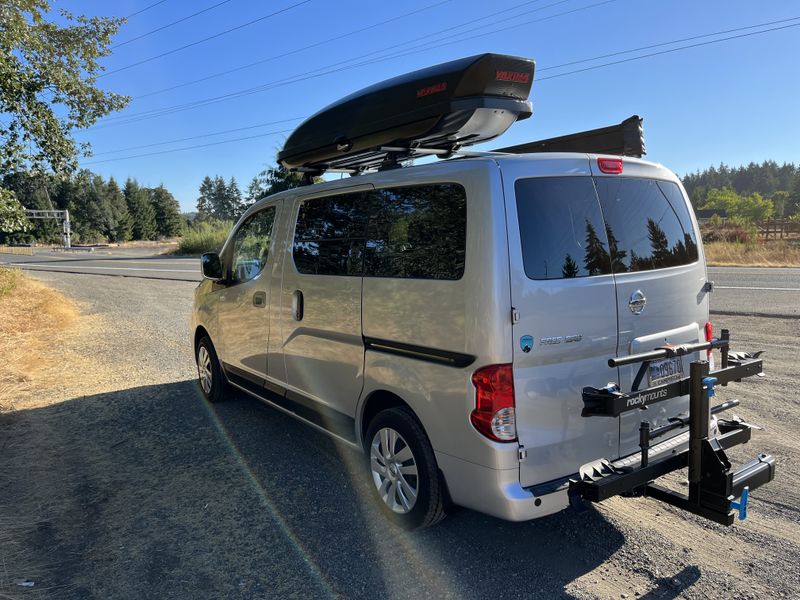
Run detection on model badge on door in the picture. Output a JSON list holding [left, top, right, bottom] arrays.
[[520, 335, 533, 353]]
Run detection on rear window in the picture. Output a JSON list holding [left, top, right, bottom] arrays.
[[515, 177, 611, 280], [595, 179, 699, 272], [515, 176, 698, 280]]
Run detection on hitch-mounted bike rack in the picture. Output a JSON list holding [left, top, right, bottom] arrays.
[[570, 329, 775, 526]]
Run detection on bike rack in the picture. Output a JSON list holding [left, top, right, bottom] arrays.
[[570, 329, 776, 526]]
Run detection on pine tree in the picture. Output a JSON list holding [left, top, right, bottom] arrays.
[[196, 176, 215, 221], [561, 254, 579, 278], [647, 218, 671, 267], [124, 178, 157, 240], [212, 176, 229, 220], [150, 185, 183, 237], [106, 177, 132, 242], [789, 174, 800, 217], [605, 224, 627, 272], [226, 177, 244, 220], [583, 221, 610, 276], [245, 174, 266, 204]]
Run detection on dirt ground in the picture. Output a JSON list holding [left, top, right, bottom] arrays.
[[0, 272, 798, 599]]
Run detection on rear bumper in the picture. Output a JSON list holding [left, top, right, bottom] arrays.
[[436, 424, 699, 522], [436, 451, 569, 521]]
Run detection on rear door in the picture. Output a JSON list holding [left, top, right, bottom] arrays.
[[591, 162, 708, 457], [502, 159, 621, 487]]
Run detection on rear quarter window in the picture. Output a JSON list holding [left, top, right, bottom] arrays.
[[365, 183, 466, 280]]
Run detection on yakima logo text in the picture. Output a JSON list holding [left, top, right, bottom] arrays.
[[495, 70, 530, 83], [417, 82, 447, 98]]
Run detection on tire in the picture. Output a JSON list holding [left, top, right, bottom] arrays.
[[365, 406, 446, 530], [196, 336, 227, 403]]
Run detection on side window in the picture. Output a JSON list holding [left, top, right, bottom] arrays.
[[292, 192, 368, 276], [515, 177, 611, 280], [365, 183, 467, 280], [595, 178, 699, 272], [230, 206, 276, 283]]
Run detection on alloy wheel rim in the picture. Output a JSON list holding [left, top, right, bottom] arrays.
[[370, 427, 419, 514], [198, 346, 213, 394]]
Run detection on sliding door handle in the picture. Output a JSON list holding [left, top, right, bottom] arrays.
[[252, 291, 266, 307], [292, 289, 304, 321]]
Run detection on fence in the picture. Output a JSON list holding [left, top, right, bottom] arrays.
[[0, 246, 34, 256], [758, 218, 800, 240]]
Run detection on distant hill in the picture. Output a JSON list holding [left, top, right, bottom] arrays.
[[681, 160, 798, 207]]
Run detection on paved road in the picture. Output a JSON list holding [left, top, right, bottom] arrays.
[[0, 248, 200, 281], [707, 266, 799, 318], [3, 250, 797, 317]]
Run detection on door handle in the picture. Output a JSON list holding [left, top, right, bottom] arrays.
[[253, 291, 266, 307], [292, 289, 304, 321]]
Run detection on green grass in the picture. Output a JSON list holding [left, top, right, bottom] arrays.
[[175, 220, 232, 255]]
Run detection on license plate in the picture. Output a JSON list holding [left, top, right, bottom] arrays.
[[648, 357, 684, 387]]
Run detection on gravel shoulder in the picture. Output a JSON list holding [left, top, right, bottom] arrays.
[[1, 272, 797, 599]]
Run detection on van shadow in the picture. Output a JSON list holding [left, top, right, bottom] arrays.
[[2, 380, 695, 599]]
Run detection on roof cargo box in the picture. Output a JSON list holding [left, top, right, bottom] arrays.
[[278, 53, 535, 173]]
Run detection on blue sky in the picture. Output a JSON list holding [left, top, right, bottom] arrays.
[[66, 0, 800, 211]]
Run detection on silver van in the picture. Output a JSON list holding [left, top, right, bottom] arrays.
[[191, 151, 715, 529], [191, 54, 773, 529]]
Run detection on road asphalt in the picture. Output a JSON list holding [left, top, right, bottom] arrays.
[[2, 249, 797, 317]]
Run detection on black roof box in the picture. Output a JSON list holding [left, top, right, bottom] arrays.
[[278, 53, 534, 173]]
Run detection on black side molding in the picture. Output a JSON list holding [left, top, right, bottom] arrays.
[[221, 362, 356, 443], [364, 337, 475, 368]]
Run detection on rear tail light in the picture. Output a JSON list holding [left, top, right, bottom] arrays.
[[597, 157, 623, 174], [471, 364, 517, 442], [705, 321, 716, 371]]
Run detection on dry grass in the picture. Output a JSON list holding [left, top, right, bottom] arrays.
[[0, 267, 79, 411], [704, 241, 800, 267]]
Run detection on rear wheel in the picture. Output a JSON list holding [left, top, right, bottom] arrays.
[[365, 407, 446, 530], [196, 336, 227, 403]]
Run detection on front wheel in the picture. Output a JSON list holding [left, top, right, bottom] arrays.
[[196, 336, 227, 403], [365, 407, 446, 530]]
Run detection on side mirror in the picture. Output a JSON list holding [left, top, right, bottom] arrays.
[[201, 252, 224, 281]]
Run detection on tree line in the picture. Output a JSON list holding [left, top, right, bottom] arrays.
[[0, 171, 183, 245], [194, 165, 305, 222], [682, 160, 800, 221]]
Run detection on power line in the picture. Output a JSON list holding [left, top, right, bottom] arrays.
[[89, 118, 304, 156], [124, 0, 170, 20], [537, 20, 800, 81], [99, 0, 314, 78], [82, 18, 800, 164], [113, 0, 235, 49], [538, 15, 800, 72], [94, 0, 595, 127], [133, 0, 456, 100], [82, 129, 295, 165]]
